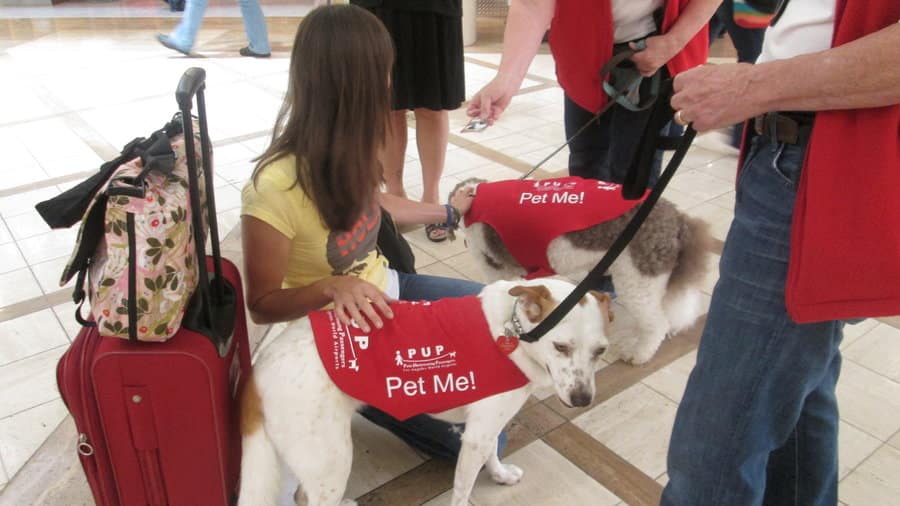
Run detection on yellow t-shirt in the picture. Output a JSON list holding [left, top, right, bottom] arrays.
[[240, 154, 388, 291]]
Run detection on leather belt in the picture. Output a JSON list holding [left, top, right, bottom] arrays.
[[753, 111, 815, 145]]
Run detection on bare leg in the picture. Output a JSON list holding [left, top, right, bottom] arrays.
[[413, 108, 449, 205], [382, 110, 409, 198]]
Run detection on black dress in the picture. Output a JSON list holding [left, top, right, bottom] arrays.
[[351, 0, 465, 111]]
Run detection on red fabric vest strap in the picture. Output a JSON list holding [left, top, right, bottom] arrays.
[[465, 177, 647, 279], [550, 0, 709, 112], [310, 297, 529, 421], [786, 0, 900, 322]]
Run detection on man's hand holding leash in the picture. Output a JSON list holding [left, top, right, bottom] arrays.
[[671, 63, 763, 132]]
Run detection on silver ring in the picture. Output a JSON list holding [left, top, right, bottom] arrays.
[[675, 110, 688, 126]]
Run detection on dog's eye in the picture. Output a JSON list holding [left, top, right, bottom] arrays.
[[593, 346, 607, 359], [553, 343, 572, 356]]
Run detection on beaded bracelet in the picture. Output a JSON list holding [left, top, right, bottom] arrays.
[[443, 203, 461, 228]]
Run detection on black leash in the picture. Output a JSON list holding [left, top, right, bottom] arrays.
[[519, 40, 655, 180], [520, 122, 697, 342], [493, 41, 699, 342]]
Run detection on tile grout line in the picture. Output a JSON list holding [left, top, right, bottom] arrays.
[[0, 130, 272, 198], [838, 440, 889, 485], [2, 55, 555, 200], [0, 397, 70, 488], [9, 215, 54, 328], [0, 453, 7, 489], [640, 380, 685, 406], [463, 55, 558, 86], [542, 422, 664, 506], [0, 397, 64, 424], [842, 355, 900, 391], [0, 288, 71, 325], [0, 344, 68, 372], [0, 171, 94, 200], [357, 318, 705, 505]]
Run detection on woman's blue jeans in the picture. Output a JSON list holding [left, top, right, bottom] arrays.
[[358, 272, 506, 461], [661, 135, 845, 505], [171, 0, 270, 54]]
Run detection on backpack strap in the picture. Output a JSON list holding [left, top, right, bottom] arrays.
[[66, 193, 107, 326]]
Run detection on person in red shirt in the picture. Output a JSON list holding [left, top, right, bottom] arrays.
[[662, 1, 900, 504], [468, 0, 719, 185]]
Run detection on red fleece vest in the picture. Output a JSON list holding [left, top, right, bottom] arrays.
[[784, 0, 900, 322], [465, 177, 647, 279], [310, 297, 529, 421], [549, 0, 709, 112]]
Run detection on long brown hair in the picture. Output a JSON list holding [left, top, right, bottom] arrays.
[[252, 5, 394, 231]]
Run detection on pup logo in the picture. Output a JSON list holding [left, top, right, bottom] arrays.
[[533, 180, 578, 192], [345, 320, 371, 372], [596, 181, 621, 192], [324, 313, 370, 374], [393, 344, 458, 373]]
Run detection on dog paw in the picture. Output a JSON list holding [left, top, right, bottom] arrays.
[[604, 340, 633, 363], [490, 463, 524, 485], [621, 346, 658, 365]]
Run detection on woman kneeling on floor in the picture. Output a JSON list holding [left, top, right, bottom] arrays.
[[240, 4, 494, 466]]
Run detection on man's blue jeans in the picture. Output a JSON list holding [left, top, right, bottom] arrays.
[[359, 272, 502, 461], [662, 135, 844, 506], [171, 0, 270, 54]]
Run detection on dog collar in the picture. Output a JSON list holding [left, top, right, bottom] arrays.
[[498, 300, 524, 355], [503, 299, 526, 338]]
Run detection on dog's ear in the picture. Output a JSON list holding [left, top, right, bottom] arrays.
[[588, 290, 615, 323], [509, 285, 555, 323]]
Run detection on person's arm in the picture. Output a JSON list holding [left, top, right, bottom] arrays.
[[672, 22, 900, 132], [241, 215, 393, 331], [466, 0, 556, 122], [630, 0, 722, 76], [378, 186, 475, 226]]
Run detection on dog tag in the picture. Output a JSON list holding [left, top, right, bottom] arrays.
[[497, 335, 519, 355]]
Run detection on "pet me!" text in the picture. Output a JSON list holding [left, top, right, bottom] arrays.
[[518, 191, 585, 205], [385, 371, 477, 398]]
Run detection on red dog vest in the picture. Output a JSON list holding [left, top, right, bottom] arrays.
[[310, 296, 529, 421], [465, 177, 647, 279]]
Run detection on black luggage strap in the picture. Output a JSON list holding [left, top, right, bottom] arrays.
[[176, 67, 237, 356]]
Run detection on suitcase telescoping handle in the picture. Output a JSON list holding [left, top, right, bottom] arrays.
[[177, 67, 236, 355]]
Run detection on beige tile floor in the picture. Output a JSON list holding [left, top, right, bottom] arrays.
[[1, 3, 900, 505]]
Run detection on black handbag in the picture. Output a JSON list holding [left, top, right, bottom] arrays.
[[377, 208, 416, 274]]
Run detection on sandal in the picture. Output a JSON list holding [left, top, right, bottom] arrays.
[[425, 223, 449, 243]]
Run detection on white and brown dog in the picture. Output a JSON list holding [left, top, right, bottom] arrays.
[[238, 278, 613, 506], [452, 176, 711, 365]]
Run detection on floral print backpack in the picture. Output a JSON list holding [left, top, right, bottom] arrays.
[[58, 116, 208, 341]]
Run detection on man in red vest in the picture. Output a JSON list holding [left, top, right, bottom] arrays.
[[467, 0, 719, 184], [663, 1, 900, 504]]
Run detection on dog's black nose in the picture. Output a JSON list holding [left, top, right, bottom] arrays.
[[570, 387, 592, 407]]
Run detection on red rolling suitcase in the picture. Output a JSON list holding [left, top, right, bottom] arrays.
[[56, 68, 251, 506]]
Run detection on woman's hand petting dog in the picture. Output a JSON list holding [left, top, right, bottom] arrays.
[[449, 185, 475, 216], [321, 276, 395, 332]]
